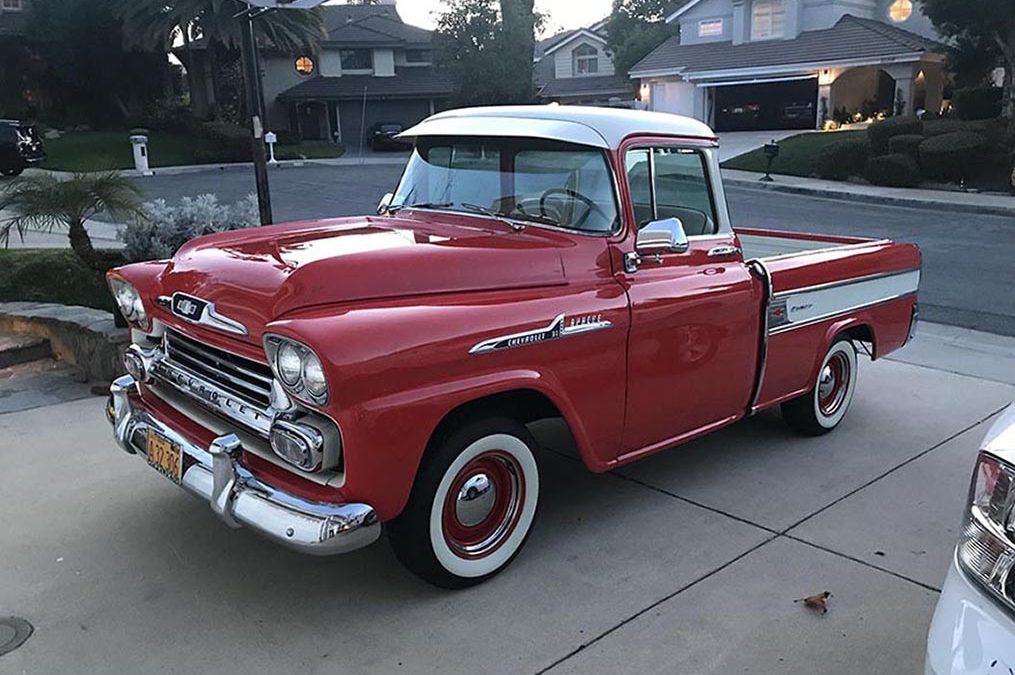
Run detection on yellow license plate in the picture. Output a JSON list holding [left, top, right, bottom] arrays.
[[146, 429, 183, 484]]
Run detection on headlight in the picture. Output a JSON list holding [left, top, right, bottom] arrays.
[[958, 452, 1015, 611], [109, 277, 149, 329], [264, 335, 329, 406]]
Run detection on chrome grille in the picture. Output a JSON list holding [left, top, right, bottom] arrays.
[[163, 329, 273, 409]]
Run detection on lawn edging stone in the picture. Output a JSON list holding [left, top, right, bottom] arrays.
[[0, 302, 128, 383]]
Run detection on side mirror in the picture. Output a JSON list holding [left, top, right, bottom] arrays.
[[377, 192, 394, 215], [636, 217, 689, 254]]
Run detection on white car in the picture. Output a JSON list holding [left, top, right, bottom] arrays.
[[926, 404, 1015, 675]]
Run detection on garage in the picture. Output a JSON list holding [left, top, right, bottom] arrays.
[[337, 98, 432, 149], [713, 78, 818, 132]]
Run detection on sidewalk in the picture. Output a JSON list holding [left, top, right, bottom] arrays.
[[722, 168, 1015, 216]]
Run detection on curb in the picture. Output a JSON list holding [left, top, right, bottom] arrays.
[[722, 175, 1015, 217], [0, 302, 129, 383], [29, 155, 407, 178]]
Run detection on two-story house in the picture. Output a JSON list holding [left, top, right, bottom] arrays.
[[631, 0, 947, 131], [264, 1, 452, 145], [534, 22, 638, 106]]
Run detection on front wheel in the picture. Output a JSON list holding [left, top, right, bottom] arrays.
[[388, 417, 541, 588], [782, 337, 858, 436]]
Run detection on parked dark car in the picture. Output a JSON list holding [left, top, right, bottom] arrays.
[[366, 122, 410, 151], [0, 120, 45, 177]]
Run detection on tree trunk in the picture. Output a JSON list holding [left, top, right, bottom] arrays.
[[499, 0, 536, 104], [67, 218, 99, 269]]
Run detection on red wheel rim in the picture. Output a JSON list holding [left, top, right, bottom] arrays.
[[442, 451, 525, 560], [817, 351, 851, 417]]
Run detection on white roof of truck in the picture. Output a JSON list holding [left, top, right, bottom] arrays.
[[397, 105, 717, 150]]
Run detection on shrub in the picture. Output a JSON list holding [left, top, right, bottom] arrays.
[[864, 153, 922, 187], [867, 116, 923, 156], [120, 193, 259, 262], [918, 131, 986, 181], [953, 86, 1003, 121], [814, 138, 869, 180], [195, 122, 252, 163], [888, 134, 924, 162]]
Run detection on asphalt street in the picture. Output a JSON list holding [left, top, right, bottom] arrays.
[[128, 162, 1015, 336]]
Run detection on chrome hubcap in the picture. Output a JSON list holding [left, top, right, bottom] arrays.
[[817, 352, 850, 417], [455, 473, 497, 527]]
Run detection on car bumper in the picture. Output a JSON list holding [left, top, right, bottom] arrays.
[[106, 374, 380, 556], [925, 556, 1015, 675]]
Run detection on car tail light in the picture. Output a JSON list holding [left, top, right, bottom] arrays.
[[958, 452, 1015, 612]]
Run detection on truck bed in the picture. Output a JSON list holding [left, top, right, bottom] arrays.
[[739, 229, 869, 261]]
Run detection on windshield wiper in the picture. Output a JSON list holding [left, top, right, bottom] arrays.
[[460, 203, 528, 232], [387, 201, 453, 215]]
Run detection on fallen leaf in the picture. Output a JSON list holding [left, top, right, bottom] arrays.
[[795, 591, 832, 615]]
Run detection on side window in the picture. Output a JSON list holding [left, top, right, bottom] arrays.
[[625, 147, 718, 236]]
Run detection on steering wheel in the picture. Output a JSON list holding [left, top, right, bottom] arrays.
[[539, 188, 606, 229], [514, 198, 563, 223]]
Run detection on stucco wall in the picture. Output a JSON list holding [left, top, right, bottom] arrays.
[[678, 0, 734, 44], [262, 55, 306, 130]]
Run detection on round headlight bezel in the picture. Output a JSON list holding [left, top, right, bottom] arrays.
[[109, 276, 149, 330], [264, 334, 329, 406], [276, 341, 303, 387]]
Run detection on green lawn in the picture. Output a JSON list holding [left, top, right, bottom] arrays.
[[721, 130, 867, 177], [0, 249, 121, 311], [41, 131, 345, 172]]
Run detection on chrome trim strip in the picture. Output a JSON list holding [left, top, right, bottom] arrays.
[[108, 376, 379, 556], [770, 266, 922, 298], [159, 293, 249, 336], [769, 292, 917, 335], [469, 313, 613, 355], [747, 259, 772, 414]]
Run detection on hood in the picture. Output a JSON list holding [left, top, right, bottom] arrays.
[[154, 215, 570, 342]]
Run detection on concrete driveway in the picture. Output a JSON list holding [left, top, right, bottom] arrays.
[[715, 130, 802, 162], [1, 325, 1012, 673]]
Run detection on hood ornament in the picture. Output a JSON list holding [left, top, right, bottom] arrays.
[[157, 292, 248, 336]]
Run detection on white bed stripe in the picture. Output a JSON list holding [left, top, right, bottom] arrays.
[[768, 268, 920, 334]]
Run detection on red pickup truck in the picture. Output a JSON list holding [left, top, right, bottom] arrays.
[[106, 106, 920, 587]]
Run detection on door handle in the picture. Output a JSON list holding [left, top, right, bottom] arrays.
[[707, 245, 740, 258]]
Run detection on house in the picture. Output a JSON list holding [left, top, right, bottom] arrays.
[[268, 1, 453, 145], [534, 22, 638, 107], [631, 0, 947, 131]]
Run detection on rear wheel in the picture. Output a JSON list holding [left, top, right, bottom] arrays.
[[782, 337, 858, 436], [388, 417, 540, 588]]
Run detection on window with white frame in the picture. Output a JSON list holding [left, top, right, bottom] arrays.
[[572, 43, 599, 76], [698, 19, 723, 37], [751, 0, 785, 40], [1, 0, 23, 11]]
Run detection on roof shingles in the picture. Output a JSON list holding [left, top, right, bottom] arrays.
[[278, 70, 454, 101], [631, 14, 945, 77]]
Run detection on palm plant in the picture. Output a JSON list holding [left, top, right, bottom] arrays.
[[115, 0, 325, 54], [0, 172, 143, 269]]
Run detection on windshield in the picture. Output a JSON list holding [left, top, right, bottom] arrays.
[[391, 137, 619, 233]]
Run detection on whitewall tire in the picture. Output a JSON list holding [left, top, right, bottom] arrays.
[[388, 417, 540, 588], [782, 337, 858, 436]]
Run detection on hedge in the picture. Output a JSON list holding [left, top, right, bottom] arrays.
[[918, 131, 986, 181], [953, 86, 1003, 121], [887, 134, 923, 162], [814, 138, 869, 180], [867, 116, 924, 156], [864, 153, 922, 187]]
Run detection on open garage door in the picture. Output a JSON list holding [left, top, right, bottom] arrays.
[[713, 78, 818, 132]]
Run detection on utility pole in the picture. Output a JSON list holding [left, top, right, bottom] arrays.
[[238, 7, 273, 225]]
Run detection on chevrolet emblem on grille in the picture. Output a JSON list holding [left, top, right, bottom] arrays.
[[160, 292, 249, 336]]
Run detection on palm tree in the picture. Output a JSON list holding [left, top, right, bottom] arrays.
[[0, 172, 143, 269], [115, 0, 325, 119]]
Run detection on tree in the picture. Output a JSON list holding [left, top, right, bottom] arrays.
[[606, 0, 681, 77], [499, 0, 536, 103], [114, 0, 325, 118], [434, 0, 541, 106], [25, 0, 170, 126], [921, 0, 1015, 118], [0, 173, 143, 269], [435, 0, 508, 106]]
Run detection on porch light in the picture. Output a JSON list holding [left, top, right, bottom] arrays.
[[640, 83, 651, 102], [818, 69, 834, 86]]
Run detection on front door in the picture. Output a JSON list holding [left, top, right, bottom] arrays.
[[619, 144, 761, 456]]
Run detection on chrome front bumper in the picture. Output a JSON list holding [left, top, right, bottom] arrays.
[[107, 375, 380, 556]]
